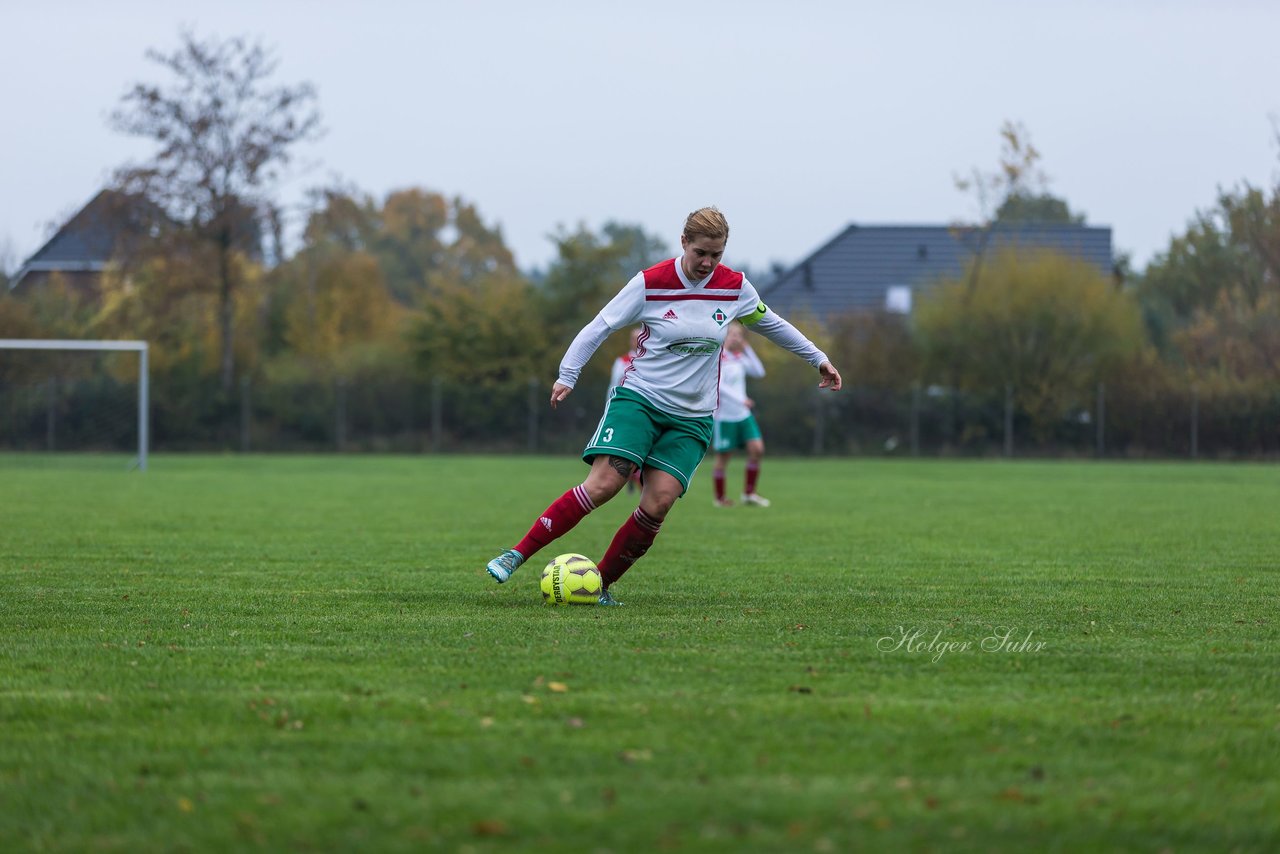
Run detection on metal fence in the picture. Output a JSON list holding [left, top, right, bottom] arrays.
[[2, 373, 1278, 459]]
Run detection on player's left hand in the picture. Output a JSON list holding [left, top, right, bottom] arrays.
[[818, 362, 842, 391], [550, 382, 573, 408]]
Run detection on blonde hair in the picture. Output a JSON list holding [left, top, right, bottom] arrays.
[[683, 206, 729, 243]]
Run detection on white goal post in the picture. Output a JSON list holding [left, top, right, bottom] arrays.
[[0, 339, 149, 471]]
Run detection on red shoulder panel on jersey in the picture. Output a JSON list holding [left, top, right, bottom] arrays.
[[642, 259, 682, 290], [643, 260, 743, 301], [705, 265, 745, 290]]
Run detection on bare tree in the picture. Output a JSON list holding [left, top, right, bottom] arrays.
[[111, 30, 322, 391], [953, 120, 1049, 298]]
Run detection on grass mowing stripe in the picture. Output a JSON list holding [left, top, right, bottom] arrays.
[[1, 454, 1277, 851]]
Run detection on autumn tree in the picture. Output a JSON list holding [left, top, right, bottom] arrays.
[[954, 121, 1086, 291], [109, 30, 322, 392], [376, 189, 517, 303], [279, 187, 525, 385], [536, 221, 668, 362], [827, 310, 920, 391], [1136, 115, 1280, 395], [915, 250, 1144, 434], [289, 186, 518, 307], [1138, 181, 1280, 372], [409, 272, 548, 388]]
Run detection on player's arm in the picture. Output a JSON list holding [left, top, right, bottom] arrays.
[[552, 273, 645, 408], [740, 301, 842, 390], [553, 317, 613, 407], [740, 344, 766, 378]]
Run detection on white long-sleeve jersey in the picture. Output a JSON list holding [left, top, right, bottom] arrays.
[[557, 258, 828, 418], [714, 344, 765, 422]]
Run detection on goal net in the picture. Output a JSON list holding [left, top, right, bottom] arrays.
[[0, 340, 149, 470]]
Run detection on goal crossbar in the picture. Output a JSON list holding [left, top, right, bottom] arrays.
[[0, 339, 149, 470]]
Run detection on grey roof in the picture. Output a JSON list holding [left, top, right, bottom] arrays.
[[11, 190, 162, 290], [759, 223, 1114, 317]]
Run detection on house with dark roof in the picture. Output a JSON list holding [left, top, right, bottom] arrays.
[[9, 190, 162, 294], [759, 223, 1114, 318]]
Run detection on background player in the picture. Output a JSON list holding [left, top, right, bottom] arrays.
[[712, 321, 769, 507]]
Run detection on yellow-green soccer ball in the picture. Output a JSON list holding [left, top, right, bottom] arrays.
[[541, 553, 602, 605]]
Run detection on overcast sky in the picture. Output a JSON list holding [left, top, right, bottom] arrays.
[[3, 0, 1278, 276]]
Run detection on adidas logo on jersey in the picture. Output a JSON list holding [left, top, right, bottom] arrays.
[[663, 309, 678, 320]]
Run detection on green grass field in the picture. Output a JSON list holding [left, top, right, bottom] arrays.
[[2, 455, 1277, 852]]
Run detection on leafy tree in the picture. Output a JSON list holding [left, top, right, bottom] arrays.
[[828, 311, 920, 391], [915, 250, 1144, 434], [94, 251, 265, 379], [1174, 287, 1280, 387], [109, 30, 322, 391], [278, 250, 406, 375], [297, 186, 517, 306], [1138, 182, 1280, 377], [301, 186, 382, 254], [408, 271, 550, 387], [995, 192, 1084, 225], [370, 188, 518, 303], [537, 222, 668, 348]]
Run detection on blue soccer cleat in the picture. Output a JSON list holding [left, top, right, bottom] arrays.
[[597, 588, 624, 606], [486, 549, 525, 583]]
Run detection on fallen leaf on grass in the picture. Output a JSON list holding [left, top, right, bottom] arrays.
[[548, 682, 569, 693], [472, 820, 508, 837]]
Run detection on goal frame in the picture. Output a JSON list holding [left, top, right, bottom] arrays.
[[0, 339, 149, 471]]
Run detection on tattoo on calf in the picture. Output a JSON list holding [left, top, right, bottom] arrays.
[[608, 456, 637, 479]]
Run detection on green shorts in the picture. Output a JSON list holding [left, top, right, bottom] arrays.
[[712, 415, 763, 452], [584, 387, 713, 494]]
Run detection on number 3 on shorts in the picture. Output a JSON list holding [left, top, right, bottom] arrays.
[[601, 427, 614, 443]]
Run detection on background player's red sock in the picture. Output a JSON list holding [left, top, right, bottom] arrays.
[[513, 484, 595, 560], [713, 467, 727, 500], [745, 461, 760, 495], [597, 507, 662, 588]]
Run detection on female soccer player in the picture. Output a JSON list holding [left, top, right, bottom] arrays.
[[485, 207, 842, 604], [608, 327, 644, 493], [712, 321, 769, 507]]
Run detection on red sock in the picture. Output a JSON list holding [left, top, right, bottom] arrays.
[[597, 507, 662, 588], [513, 484, 595, 561], [713, 467, 726, 500], [745, 461, 760, 495]]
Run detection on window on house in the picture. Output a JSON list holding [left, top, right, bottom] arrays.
[[885, 285, 912, 314]]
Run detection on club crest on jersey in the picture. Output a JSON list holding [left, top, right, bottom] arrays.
[[711, 308, 728, 326], [662, 309, 678, 320]]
